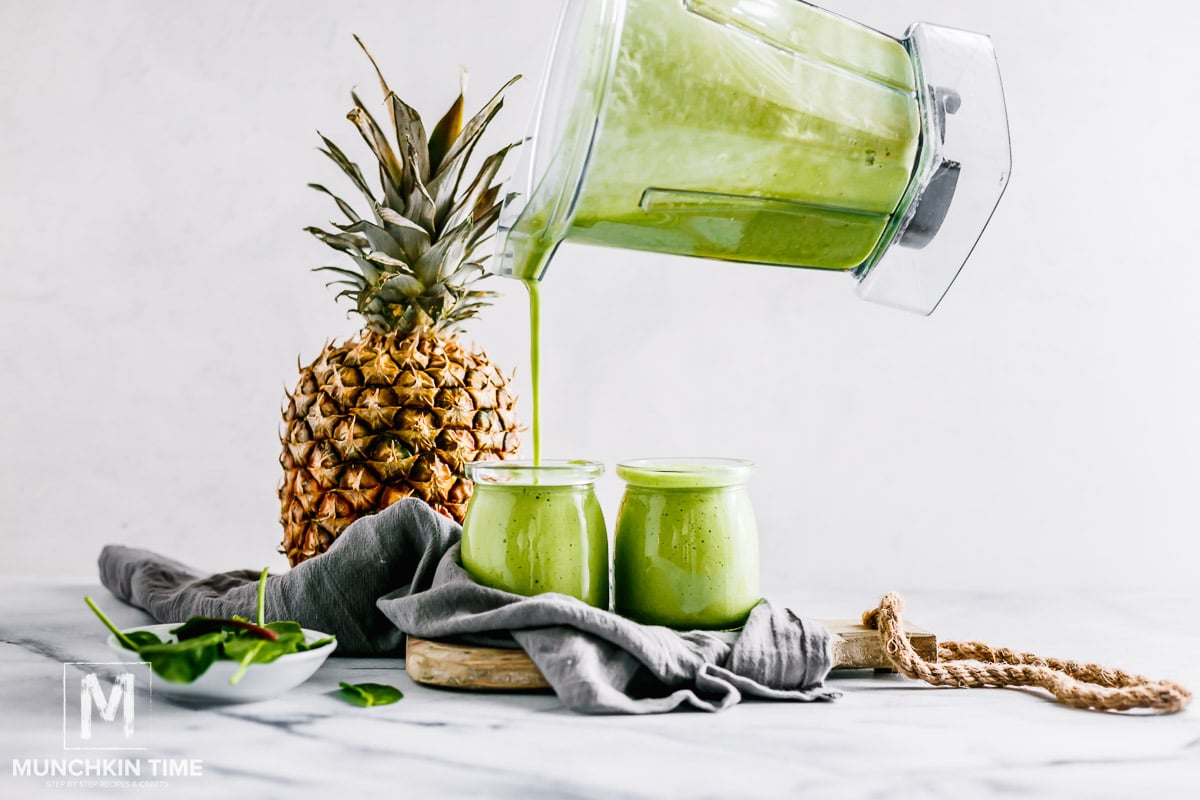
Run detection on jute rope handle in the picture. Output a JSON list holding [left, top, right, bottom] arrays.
[[863, 592, 1192, 714]]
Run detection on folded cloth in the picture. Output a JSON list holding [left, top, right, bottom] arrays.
[[99, 498, 838, 714]]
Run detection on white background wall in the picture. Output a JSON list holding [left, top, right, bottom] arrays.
[[2, 1, 1197, 597]]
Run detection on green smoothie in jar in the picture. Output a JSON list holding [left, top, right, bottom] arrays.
[[613, 458, 760, 630], [461, 461, 609, 608]]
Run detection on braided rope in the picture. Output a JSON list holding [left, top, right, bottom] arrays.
[[863, 592, 1191, 714]]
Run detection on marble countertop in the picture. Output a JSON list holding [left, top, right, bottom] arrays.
[[2, 578, 1197, 799]]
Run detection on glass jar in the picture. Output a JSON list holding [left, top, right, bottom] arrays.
[[461, 460, 609, 609], [613, 458, 760, 630]]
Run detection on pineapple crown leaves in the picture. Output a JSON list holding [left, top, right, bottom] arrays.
[[307, 36, 521, 337]]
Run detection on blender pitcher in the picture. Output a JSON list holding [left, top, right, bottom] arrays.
[[496, 0, 1011, 315]]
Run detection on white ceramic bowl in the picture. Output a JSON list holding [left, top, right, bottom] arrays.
[[107, 623, 336, 704]]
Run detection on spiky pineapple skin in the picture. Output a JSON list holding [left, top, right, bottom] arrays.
[[279, 330, 519, 565], [281, 39, 523, 564]]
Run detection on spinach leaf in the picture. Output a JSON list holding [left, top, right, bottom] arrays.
[[264, 621, 306, 648], [224, 637, 311, 685], [302, 636, 336, 651], [138, 632, 226, 684], [255, 566, 269, 626], [338, 682, 403, 707], [224, 636, 295, 665], [124, 630, 165, 649], [222, 618, 310, 685], [227, 639, 267, 685], [171, 617, 278, 642], [223, 636, 275, 662], [84, 596, 158, 651], [264, 620, 305, 637]]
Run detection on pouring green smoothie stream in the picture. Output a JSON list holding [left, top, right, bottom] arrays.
[[523, 279, 542, 465]]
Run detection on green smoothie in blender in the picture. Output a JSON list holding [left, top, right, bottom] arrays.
[[501, 0, 922, 281]]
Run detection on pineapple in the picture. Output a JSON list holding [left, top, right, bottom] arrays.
[[279, 39, 521, 565]]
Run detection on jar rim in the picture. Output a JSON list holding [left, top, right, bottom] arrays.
[[466, 459, 604, 487], [615, 457, 754, 489]]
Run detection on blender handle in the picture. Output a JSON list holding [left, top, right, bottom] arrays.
[[897, 85, 962, 249]]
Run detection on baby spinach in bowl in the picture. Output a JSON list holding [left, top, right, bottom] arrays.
[[86, 568, 336, 703]]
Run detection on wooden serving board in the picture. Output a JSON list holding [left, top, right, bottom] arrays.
[[406, 620, 935, 691]]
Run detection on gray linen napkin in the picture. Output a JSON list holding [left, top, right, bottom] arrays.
[[99, 498, 838, 714]]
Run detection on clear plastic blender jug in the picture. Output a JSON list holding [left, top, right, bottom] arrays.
[[496, 0, 1011, 315]]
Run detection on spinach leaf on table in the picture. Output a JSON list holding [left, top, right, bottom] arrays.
[[338, 682, 404, 707]]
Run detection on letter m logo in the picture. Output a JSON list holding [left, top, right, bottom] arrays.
[[64, 661, 151, 750], [80, 672, 135, 739]]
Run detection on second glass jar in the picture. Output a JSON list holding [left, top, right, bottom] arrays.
[[613, 458, 761, 630], [460, 460, 609, 609]]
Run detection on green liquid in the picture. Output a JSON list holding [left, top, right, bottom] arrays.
[[460, 482, 609, 608], [505, 0, 921, 281], [522, 279, 541, 466], [613, 463, 760, 630]]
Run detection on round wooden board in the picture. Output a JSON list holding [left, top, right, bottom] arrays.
[[405, 620, 934, 692], [406, 636, 551, 691]]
